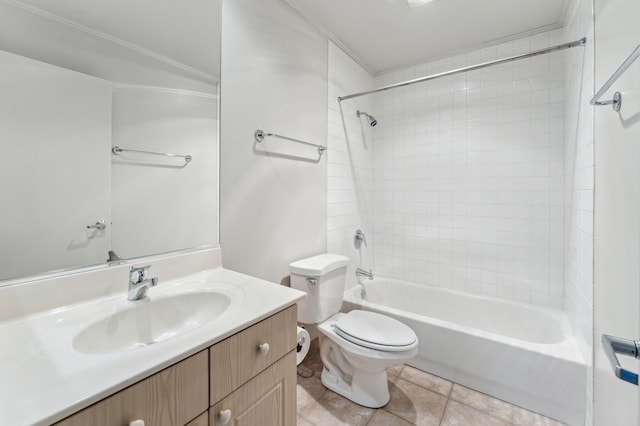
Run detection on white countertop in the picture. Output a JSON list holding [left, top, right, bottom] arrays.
[[0, 265, 305, 425]]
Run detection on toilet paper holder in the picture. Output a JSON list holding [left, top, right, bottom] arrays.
[[297, 333, 307, 352], [296, 326, 311, 367]]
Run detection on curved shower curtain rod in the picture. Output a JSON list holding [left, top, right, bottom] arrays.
[[338, 37, 587, 102]]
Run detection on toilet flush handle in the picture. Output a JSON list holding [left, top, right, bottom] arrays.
[[306, 277, 318, 286]]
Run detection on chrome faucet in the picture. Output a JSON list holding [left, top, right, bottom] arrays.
[[127, 265, 158, 301], [356, 267, 374, 280]]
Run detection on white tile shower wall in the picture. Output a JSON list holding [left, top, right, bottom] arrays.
[[563, 0, 594, 423], [372, 30, 566, 308], [327, 41, 375, 289]]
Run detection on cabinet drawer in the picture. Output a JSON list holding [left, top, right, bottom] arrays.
[[210, 350, 296, 426], [56, 350, 208, 426], [210, 305, 296, 405]]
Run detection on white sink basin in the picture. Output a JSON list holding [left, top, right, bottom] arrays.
[[73, 291, 231, 354]]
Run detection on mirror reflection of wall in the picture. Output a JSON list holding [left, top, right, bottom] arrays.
[[111, 85, 219, 259], [0, 0, 221, 282], [1, 49, 113, 279]]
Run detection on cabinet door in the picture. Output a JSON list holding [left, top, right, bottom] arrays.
[[211, 351, 296, 426], [56, 350, 208, 426]]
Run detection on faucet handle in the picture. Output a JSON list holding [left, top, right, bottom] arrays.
[[127, 266, 158, 301], [130, 265, 151, 283], [354, 229, 367, 249]]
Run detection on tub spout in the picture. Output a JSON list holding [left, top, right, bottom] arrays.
[[356, 268, 374, 280]]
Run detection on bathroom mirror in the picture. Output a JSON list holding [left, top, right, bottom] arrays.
[[0, 0, 221, 282]]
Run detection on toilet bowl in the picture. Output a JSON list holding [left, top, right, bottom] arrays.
[[317, 311, 418, 407], [290, 254, 418, 408]]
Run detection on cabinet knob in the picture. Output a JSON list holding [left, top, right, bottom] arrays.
[[129, 420, 145, 426], [219, 409, 232, 425], [258, 342, 270, 356]]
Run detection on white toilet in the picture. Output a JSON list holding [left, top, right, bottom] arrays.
[[290, 254, 418, 408]]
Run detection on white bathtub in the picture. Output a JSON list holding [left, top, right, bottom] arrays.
[[342, 278, 585, 426]]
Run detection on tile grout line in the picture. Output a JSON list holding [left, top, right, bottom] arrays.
[[438, 393, 453, 426], [437, 380, 455, 426], [362, 404, 376, 426]]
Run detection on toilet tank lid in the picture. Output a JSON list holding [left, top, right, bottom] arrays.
[[289, 254, 349, 276]]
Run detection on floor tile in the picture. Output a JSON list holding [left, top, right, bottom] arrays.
[[297, 373, 327, 412], [296, 342, 563, 426], [449, 384, 513, 422], [398, 365, 452, 397], [367, 409, 414, 426], [303, 389, 375, 426], [512, 406, 564, 426], [296, 414, 316, 426], [384, 376, 448, 426], [441, 399, 510, 426]]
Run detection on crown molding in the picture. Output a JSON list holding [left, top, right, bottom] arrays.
[[113, 83, 218, 99]]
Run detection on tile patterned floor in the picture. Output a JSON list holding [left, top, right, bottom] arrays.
[[297, 339, 564, 426]]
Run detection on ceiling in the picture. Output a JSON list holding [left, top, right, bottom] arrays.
[[289, 0, 570, 74], [12, 0, 220, 78], [11, 0, 569, 78]]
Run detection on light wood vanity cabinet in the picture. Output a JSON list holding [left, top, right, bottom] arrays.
[[185, 411, 209, 426], [210, 351, 296, 426], [56, 305, 297, 426], [209, 305, 297, 404], [209, 307, 297, 426], [56, 350, 209, 426]]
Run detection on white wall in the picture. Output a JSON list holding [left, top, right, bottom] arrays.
[[562, 0, 595, 423], [0, 49, 112, 279], [371, 30, 566, 308], [327, 41, 375, 289], [220, 0, 328, 284], [111, 85, 219, 259], [593, 0, 640, 423]]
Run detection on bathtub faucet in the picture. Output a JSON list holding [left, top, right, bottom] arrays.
[[356, 268, 374, 280]]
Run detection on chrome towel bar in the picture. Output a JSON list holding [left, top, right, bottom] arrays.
[[590, 44, 640, 111], [111, 146, 192, 165], [254, 129, 327, 156]]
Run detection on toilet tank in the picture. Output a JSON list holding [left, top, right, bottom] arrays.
[[289, 254, 349, 324]]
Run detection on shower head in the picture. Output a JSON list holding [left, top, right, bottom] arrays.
[[357, 110, 378, 127]]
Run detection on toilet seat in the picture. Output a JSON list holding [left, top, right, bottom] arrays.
[[334, 310, 417, 352]]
